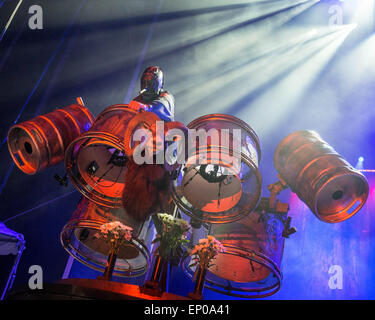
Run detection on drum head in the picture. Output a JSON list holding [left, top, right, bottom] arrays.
[[60, 197, 153, 278], [180, 164, 242, 213], [76, 143, 126, 199], [61, 221, 152, 278], [65, 105, 137, 208], [172, 159, 261, 224], [74, 227, 140, 260], [171, 114, 262, 224], [183, 212, 284, 298]]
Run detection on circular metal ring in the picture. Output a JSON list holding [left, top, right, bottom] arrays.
[[182, 243, 282, 299], [60, 219, 151, 278]]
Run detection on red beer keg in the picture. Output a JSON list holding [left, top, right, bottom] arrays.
[[274, 130, 369, 223], [7, 104, 94, 175]]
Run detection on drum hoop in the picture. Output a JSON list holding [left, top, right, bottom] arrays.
[[170, 152, 262, 224], [64, 132, 126, 208], [71, 103, 95, 124], [60, 220, 151, 278], [187, 113, 261, 161], [67, 131, 125, 150], [182, 243, 282, 298], [94, 104, 137, 121], [185, 145, 250, 170]]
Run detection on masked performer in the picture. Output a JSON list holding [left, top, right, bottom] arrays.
[[123, 66, 176, 221], [128, 66, 175, 122]]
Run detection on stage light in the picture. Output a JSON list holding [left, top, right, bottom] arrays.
[[341, 0, 374, 32], [235, 24, 356, 137], [167, 0, 320, 118], [356, 156, 365, 170]]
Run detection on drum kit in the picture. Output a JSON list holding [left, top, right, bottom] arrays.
[[6, 98, 369, 299]]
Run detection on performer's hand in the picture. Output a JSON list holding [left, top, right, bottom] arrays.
[[129, 100, 148, 112]]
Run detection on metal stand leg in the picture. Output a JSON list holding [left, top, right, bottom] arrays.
[[1, 241, 25, 300]]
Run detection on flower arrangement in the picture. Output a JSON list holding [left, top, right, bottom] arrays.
[[187, 236, 225, 299], [190, 235, 225, 271], [95, 221, 133, 281], [96, 221, 133, 248], [152, 213, 191, 260]]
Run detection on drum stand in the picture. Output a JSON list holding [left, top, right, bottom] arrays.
[[181, 180, 296, 299], [258, 179, 297, 238], [1, 239, 25, 300]]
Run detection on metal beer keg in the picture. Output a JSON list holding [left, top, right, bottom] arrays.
[[8, 104, 94, 175], [274, 130, 369, 223]]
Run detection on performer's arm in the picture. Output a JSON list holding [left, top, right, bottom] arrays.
[[146, 91, 175, 122]]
